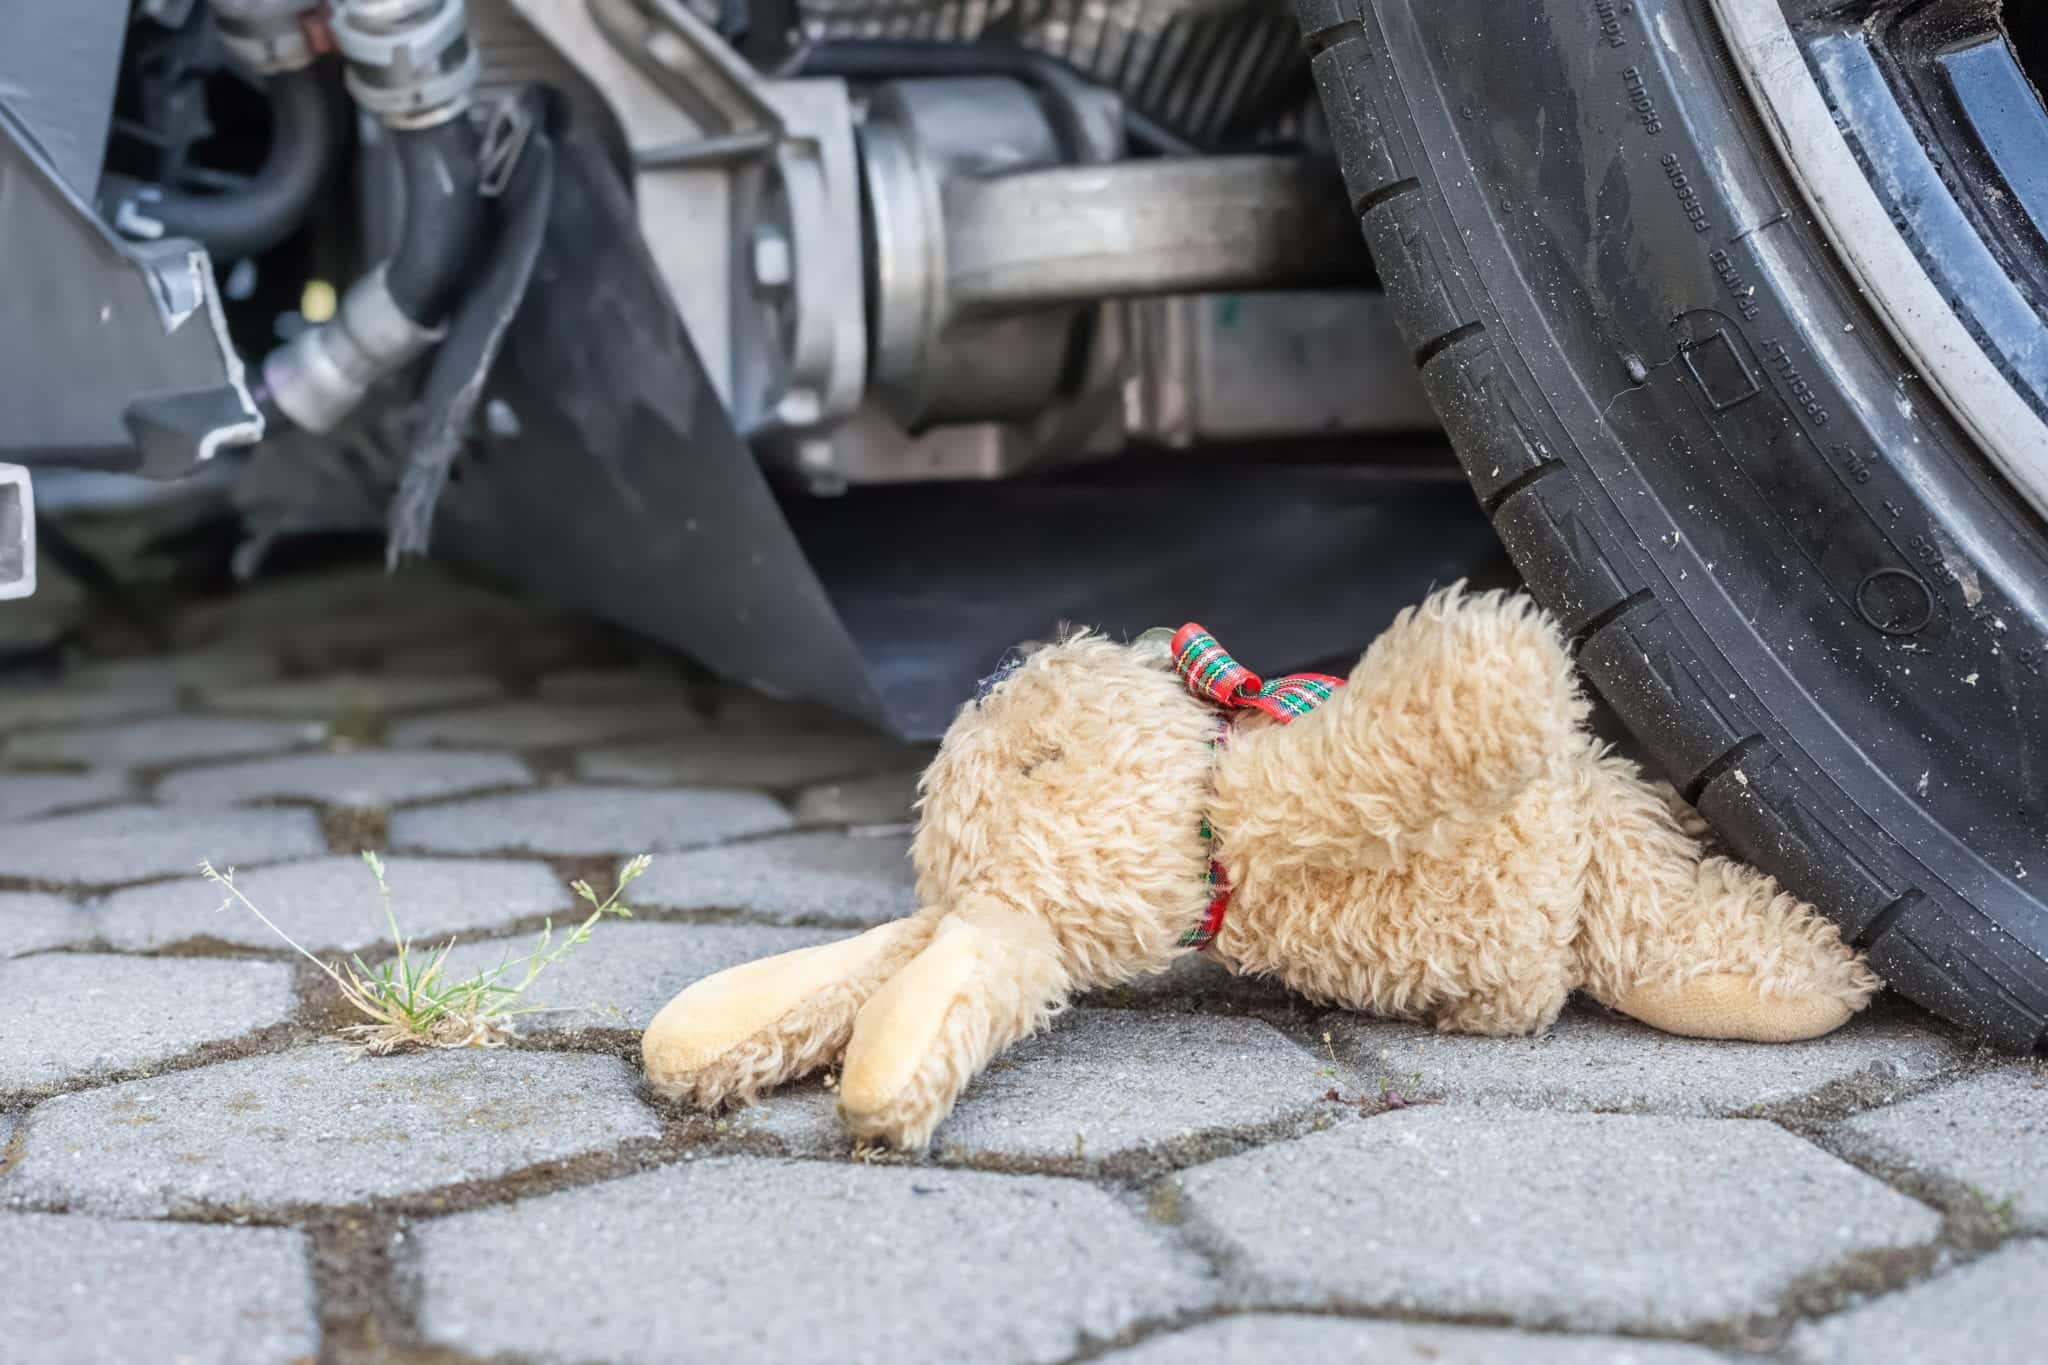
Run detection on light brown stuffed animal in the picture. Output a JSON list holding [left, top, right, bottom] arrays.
[[642, 585, 1879, 1150]]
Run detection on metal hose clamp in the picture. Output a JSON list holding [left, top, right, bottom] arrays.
[[209, 0, 322, 76], [330, 0, 480, 128]]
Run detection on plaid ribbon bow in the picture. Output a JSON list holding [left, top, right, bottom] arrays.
[[1171, 624, 1345, 723], [1170, 624, 1344, 948]]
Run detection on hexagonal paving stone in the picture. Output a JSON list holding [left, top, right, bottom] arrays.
[[157, 749, 530, 808], [0, 804, 325, 884], [2, 1048, 661, 1216], [0, 680, 177, 734], [631, 830, 915, 926], [414, 1158, 1213, 1365], [0, 954, 295, 1093], [202, 670, 503, 717], [4, 715, 322, 769], [406, 921, 841, 1035], [1168, 1109, 1940, 1332], [791, 768, 924, 826], [578, 731, 932, 790], [1835, 1069, 2048, 1230], [1788, 1239, 2048, 1364], [0, 1213, 318, 1365], [386, 699, 700, 749], [0, 891, 92, 958], [389, 785, 789, 857], [740, 1008, 1331, 1171], [94, 854, 571, 953], [0, 769, 130, 822], [1328, 1003, 1965, 1116], [1097, 1315, 1727, 1365]]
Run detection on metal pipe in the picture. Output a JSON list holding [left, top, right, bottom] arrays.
[[941, 156, 1373, 317]]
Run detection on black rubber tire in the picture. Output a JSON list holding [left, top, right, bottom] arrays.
[[1299, 0, 2048, 1049]]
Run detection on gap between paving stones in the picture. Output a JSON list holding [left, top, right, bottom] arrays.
[[308, 1212, 495, 1365], [0, 1020, 307, 1111]]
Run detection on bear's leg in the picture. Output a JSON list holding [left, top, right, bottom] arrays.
[[1574, 756, 1880, 1041], [1211, 583, 1589, 874], [1433, 961, 1576, 1037], [642, 915, 937, 1108], [838, 897, 1072, 1152]]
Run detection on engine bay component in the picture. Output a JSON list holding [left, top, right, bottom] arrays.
[[0, 93, 261, 476], [940, 157, 1372, 312], [493, 0, 1404, 490], [100, 65, 346, 264], [856, 75, 1087, 428], [0, 464, 35, 603], [790, 0, 1310, 149], [331, 0, 482, 127], [260, 264, 442, 432], [857, 74, 1373, 430], [591, 0, 868, 440], [209, 0, 323, 75], [257, 0, 490, 434]]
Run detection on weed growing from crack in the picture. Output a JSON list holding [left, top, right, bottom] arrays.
[[200, 852, 650, 1054]]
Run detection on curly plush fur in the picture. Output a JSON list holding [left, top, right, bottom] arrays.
[[643, 585, 1881, 1149]]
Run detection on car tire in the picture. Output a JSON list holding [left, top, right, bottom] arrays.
[[1300, 0, 2048, 1048]]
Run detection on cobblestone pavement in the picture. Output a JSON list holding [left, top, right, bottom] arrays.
[[2, 566, 2042, 1364]]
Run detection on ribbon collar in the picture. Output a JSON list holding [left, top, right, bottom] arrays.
[[1169, 624, 1344, 949], [1171, 624, 1345, 723]]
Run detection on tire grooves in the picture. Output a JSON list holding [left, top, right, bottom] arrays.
[[1855, 890, 1923, 951], [1684, 735, 1768, 807], [1573, 589, 1657, 649], [1354, 176, 1422, 220], [1479, 460, 1564, 517], [1415, 321, 1485, 371], [1302, 17, 1364, 57]]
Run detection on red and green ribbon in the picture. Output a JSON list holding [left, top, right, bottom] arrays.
[[1171, 624, 1344, 724], [1170, 625, 1344, 949]]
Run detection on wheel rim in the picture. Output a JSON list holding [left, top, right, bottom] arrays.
[[1705, 0, 2048, 526]]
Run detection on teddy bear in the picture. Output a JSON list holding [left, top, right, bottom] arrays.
[[641, 584, 1880, 1150]]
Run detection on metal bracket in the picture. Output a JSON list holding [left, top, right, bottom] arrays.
[[593, 0, 783, 142], [477, 94, 536, 196], [588, 0, 866, 439]]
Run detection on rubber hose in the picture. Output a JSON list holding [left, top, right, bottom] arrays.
[[383, 115, 485, 327], [129, 68, 342, 262]]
